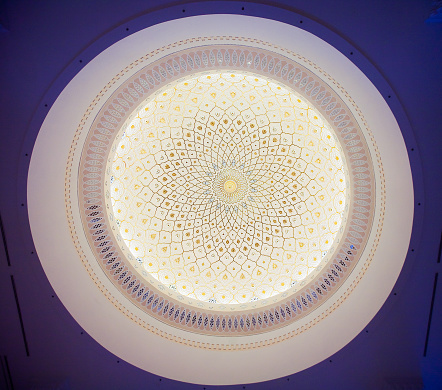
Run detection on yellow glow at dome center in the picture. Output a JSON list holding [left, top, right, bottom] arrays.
[[224, 180, 237, 193]]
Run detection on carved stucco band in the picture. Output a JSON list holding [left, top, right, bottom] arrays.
[[66, 37, 384, 346]]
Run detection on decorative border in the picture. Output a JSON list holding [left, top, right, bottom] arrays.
[[66, 36, 384, 343]]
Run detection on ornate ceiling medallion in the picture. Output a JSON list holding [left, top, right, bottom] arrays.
[[70, 37, 380, 340], [29, 14, 413, 382], [212, 166, 249, 204], [108, 71, 348, 307]]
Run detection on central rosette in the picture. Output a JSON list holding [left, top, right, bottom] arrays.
[[224, 180, 236, 193], [212, 166, 249, 205], [109, 71, 347, 305]]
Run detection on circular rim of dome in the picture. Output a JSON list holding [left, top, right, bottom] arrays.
[[28, 14, 414, 384], [76, 42, 363, 332]]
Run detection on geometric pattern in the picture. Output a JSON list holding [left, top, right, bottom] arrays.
[[71, 38, 379, 338], [110, 72, 346, 304]]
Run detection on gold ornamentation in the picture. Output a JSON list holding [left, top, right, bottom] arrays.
[[109, 72, 347, 304]]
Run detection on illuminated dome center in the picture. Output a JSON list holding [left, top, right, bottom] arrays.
[[224, 180, 236, 193], [110, 72, 347, 305], [212, 167, 249, 204]]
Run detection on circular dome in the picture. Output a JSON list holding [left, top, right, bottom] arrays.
[[28, 13, 413, 384], [77, 39, 374, 334], [108, 71, 348, 305]]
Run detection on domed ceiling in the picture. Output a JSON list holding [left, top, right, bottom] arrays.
[[21, 8, 422, 387], [108, 70, 348, 307]]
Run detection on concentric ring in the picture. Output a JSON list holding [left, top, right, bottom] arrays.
[[29, 13, 414, 383], [213, 168, 248, 204], [73, 37, 378, 337]]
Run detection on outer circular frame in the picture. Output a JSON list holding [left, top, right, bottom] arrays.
[[28, 14, 413, 384], [74, 39, 371, 335]]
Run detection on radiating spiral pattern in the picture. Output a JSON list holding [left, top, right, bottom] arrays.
[[212, 167, 249, 204], [110, 72, 347, 304]]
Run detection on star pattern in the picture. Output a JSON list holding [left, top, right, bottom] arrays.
[[110, 72, 346, 304]]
